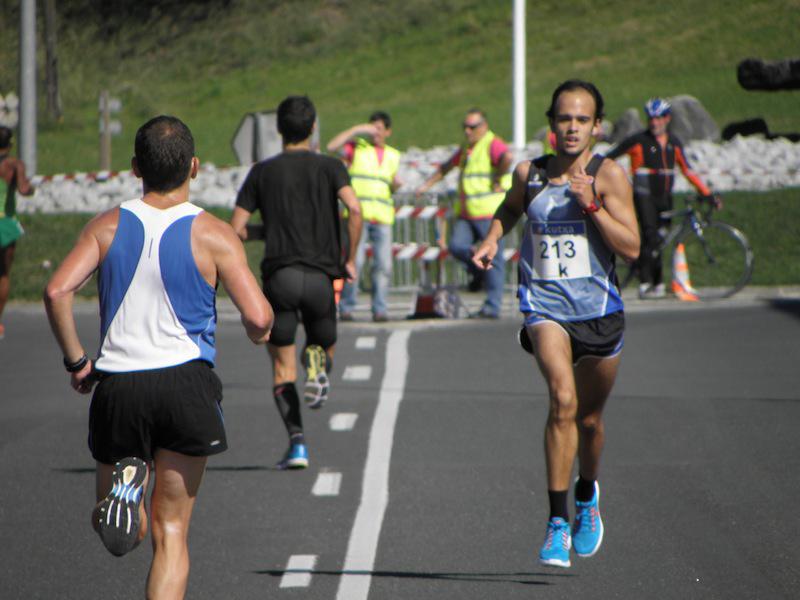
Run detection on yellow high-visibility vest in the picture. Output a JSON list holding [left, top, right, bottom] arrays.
[[457, 131, 511, 219], [349, 138, 401, 225]]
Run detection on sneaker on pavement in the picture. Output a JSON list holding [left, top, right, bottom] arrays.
[[572, 480, 604, 558], [303, 344, 329, 409], [276, 442, 309, 470], [539, 517, 571, 568], [97, 456, 147, 557], [640, 282, 667, 300], [468, 308, 500, 320], [339, 312, 354, 322]]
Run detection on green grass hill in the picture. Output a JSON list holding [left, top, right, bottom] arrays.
[[1, 0, 799, 175]]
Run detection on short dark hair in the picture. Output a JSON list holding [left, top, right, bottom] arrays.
[[369, 111, 392, 129], [0, 126, 12, 149], [277, 96, 316, 144], [466, 107, 487, 121], [546, 79, 605, 121], [134, 116, 195, 192]]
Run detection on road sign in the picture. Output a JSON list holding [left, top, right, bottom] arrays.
[[231, 110, 320, 165]]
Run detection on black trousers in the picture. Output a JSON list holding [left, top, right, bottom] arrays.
[[634, 194, 672, 286]]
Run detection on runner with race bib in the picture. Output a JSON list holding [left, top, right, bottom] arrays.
[[473, 79, 640, 568]]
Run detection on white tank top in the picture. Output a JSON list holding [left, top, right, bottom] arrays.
[[94, 199, 217, 372]]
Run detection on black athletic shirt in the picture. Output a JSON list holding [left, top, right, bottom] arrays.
[[235, 151, 351, 280]]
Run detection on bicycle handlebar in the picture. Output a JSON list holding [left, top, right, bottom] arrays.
[[659, 194, 722, 220]]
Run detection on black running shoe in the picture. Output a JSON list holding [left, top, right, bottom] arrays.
[[97, 457, 147, 557]]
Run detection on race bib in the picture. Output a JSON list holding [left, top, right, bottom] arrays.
[[529, 220, 591, 280]]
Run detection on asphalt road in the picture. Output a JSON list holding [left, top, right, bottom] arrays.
[[0, 298, 798, 599]]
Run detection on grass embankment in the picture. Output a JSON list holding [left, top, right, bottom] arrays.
[[0, 0, 798, 173], [9, 189, 800, 303]]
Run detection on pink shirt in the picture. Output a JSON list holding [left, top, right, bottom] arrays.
[[446, 136, 509, 170]]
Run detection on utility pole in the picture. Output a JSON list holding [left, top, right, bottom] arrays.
[[19, 0, 37, 174], [512, 0, 526, 150]]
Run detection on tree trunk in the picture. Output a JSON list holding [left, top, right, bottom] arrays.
[[44, 0, 63, 120]]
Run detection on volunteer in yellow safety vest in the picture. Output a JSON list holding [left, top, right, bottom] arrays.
[[327, 112, 402, 322], [416, 108, 513, 318]]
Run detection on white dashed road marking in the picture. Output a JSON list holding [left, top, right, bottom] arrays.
[[279, 554, 317, 588], [329, 412, 358, 431], [342, 365, 372, 381], [312, 471, 342, 497], [355, 336, 377, 350], [336, 330, 411, 600]]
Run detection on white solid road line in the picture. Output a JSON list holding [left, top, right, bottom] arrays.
[[312, 471, 342, 497], [279, 554, 317, 588], [342, 365, 372, 381], [336, 329, 411, 600], [329, 412, 358, 431], [355, 336, 377, 350]]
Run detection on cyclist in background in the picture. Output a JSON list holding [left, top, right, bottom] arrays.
[[605, 98, 718, 299]]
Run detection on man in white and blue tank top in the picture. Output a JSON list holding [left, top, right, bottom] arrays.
[[474, 80, 640, 568], [44, 116, 273, 596]]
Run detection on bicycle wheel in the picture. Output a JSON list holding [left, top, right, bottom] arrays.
[[672, 221, 754, 299]]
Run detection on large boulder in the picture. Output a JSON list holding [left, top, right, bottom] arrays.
[[607, 108, 643, 145], [667, 95, 720, 143]]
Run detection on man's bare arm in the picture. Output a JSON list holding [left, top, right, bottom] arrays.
[[327, 124, 375, 154], [416, 160, 454, 197], [230, 206, 264, 241], [586, 161, 640, 262], [472, 160, 528, 269], [43, 213, 112, 392], [338, 185, 362, 280], [209, 218, 273, 343], [492, 150, 514, 191], [15, 159, 33, 196]]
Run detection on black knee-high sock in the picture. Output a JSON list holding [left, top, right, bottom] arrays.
[[575, 476, 596, 503], [548, 490, 569, 521], [273, 383, 303, 437]]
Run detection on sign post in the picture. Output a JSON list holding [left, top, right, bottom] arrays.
[[99, 91, 122, 171]]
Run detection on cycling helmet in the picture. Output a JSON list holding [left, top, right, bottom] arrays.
[[644, 98, 671, 118]]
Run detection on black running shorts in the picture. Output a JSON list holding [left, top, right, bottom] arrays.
[[520, 311, 625, 365], [88, 360, 228, 464], [263, 264, 337, 348]]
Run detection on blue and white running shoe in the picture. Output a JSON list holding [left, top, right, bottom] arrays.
[[277, 442, 309, 470], [97, 456, 147, 557], [539, 517, 572, 567], [572, 480, 604, 557]]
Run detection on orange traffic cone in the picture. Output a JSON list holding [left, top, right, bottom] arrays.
[[671, 243, 699, 301]]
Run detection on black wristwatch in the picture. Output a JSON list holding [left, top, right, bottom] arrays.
[[64, 354, 89, 373]]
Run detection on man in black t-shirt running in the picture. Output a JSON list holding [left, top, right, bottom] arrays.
[[232, 95, 362, 469]]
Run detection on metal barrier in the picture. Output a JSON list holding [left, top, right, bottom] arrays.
[[358, 192, 523, 293]]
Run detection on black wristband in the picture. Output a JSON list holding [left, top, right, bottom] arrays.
[[64, 354, 88, 373]]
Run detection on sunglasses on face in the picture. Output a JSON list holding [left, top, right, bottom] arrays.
[[463, 121, 484, 130]]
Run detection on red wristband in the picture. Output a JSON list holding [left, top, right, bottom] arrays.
[[582, 196, 603, 214]]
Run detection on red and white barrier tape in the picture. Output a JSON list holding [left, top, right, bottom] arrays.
[[366, 243, 520, 263], [393, 205, 448, 220]]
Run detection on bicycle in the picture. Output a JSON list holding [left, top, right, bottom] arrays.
[[618, 195, 754, 300]]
